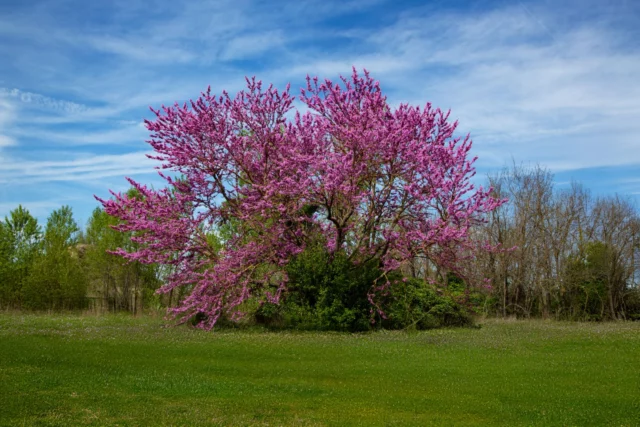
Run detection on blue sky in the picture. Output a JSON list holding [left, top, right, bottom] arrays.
[[1, 0, 639, 227]]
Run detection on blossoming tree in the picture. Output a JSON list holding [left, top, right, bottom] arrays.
[[99, 69, 503, 329]]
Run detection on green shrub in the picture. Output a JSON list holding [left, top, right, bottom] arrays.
[[624, 288, 640, 321], [252, 243, 473, 331], [255, 244, 376, 331], [382, 277, 473, 330]]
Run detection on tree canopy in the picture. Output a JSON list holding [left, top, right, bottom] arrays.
[[99, 69, 503, 329]]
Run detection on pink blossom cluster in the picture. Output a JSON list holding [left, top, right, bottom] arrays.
[[98, 68, 503, 329]]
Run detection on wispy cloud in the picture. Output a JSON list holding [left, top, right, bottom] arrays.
[[82, 35, 197, 63], [0, 95, 17, 150], [219, 31, 286, 61], [0, 88, 89, 115], [0, 135, 16, 147], [0, 151, 156, 185], [10, 123, 148, 146]]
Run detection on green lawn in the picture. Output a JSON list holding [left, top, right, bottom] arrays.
[[0, 314, 638, 426]]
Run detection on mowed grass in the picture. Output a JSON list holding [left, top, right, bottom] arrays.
[[0, 314, 638, 426]]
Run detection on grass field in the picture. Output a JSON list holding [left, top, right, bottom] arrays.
[[0, 314, 638, 426]]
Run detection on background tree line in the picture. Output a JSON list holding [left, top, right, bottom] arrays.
[[0, 191, 167, 313], [468, 164, 640, 320], [1, 165, 639, 323]]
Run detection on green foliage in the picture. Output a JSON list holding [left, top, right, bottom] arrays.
[[84, 206, 161, 313], [624, 288, 640, 320], [256, 244, 377, 331], [0, 206, 88, 310], [253, 244, 473, 331], [22, 206, 87, 310], [562, 241, 623, 320], [0, 199, 163, 313], [0, 205, 42, 308], [446, 273, 488, 316], [0, 220, 15, 306], [382, 277, 473, 330]]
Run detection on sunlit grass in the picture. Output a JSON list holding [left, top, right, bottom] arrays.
[[0, 313, 638, 426]]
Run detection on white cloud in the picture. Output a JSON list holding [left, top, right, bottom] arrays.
[[283, 55, 414, 80], [0, 135, 16, 147], [10, 122, 148, 146], [83, 35, 196, 64], [0, 88, 88, 115], [0, 94, 17, 149], [0, 96, 16, 124], [0, 151, 157, 184], [219, 31, 285, 61]]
